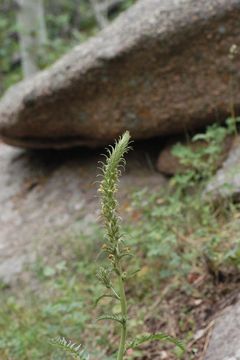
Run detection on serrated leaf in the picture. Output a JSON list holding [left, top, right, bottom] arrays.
[[126, 268, 140, 279], [192, 133, 207, 141], [95, 293, 119, 306], [97, 313, 125, 325], [50, 336, 89, 360], [127, 332, 185, 352], [119, 252, 134, 259]]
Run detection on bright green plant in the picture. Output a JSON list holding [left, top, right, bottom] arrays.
[[171, 117, 239, 192], [127, 119, 240, 283], [51, 131, 184, 359]]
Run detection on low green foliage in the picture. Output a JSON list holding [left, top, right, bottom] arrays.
[[0, 121, 239, 359], [128, 119, 240, 280], [172, 117, 239, 191]]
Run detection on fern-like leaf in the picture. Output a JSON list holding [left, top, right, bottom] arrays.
[[50, 336, 90, 360], [97, 313, 125, 325], [127, 332, 185, 352], [95, 293, 119, 306]]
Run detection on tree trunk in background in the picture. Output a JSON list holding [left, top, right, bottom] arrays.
[[37, 0, 48, 46], [89, 0, 125, 29], [16, 0, 47, 78], [89, 0, 109, 29]]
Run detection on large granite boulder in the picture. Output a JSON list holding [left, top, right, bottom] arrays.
[[0, 0, 240, 148]]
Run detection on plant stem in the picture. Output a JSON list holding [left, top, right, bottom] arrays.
[[117, 272, 127, 360]]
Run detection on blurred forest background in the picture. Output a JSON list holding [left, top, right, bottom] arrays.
[[0, 0, 135, 96]]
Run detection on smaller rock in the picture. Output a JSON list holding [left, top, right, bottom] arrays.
[[205, 299, 240, 360], [157, 137, 231, 176], [157, 138, 187, 175], [205, 136, 240, 202]]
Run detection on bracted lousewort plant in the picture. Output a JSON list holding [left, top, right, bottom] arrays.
[[51, 131, 184, 359]]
